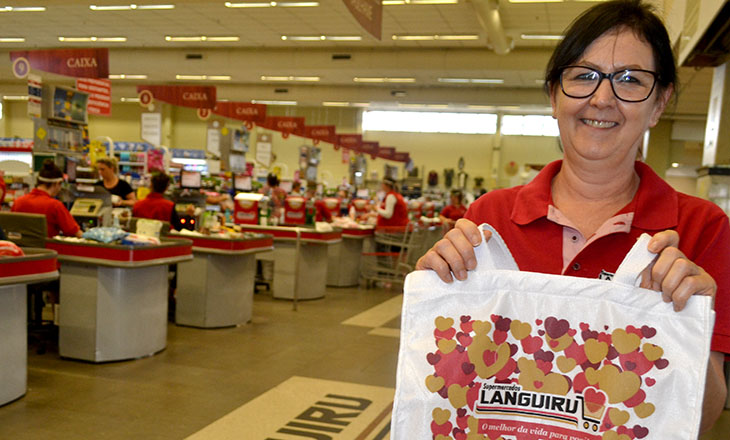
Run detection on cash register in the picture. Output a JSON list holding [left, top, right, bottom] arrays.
[[69, 185, 112, 229]]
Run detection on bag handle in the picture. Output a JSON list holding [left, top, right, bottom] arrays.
[[612, 233, 657, 286], [472, 223, 520, 273]]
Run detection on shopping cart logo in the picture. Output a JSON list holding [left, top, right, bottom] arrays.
[[475, 384, 605, 433]]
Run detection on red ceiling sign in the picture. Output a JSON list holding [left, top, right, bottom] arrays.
[[336, 134, 362, 151], [376, 146, 396, 160], [76, 78, 111, 116], [136, 85, 217, 109], [10, 48, 109, 79], [260, 116, 305, 138], [393, 151, 410, 163], [342, 0, 382, 40], [304, 125, 337, 144], [213, 102, 267, 124], [360, 141, 379, 159]]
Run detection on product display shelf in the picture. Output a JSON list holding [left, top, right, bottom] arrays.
[[0, 248, 59, 406], [326, 226, 375, 287], [45, 238, 192, 363], [236, 224, 342, 301], [167, 232, 274, 328]]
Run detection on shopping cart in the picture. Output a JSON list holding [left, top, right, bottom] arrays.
[[361, 223, 427, 287]]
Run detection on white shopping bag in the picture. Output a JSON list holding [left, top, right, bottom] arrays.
[[392, 224, 714, 440]]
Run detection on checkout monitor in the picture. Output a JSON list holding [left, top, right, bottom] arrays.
[[65, 158, 77, 183], [180, 170, 202, 190]]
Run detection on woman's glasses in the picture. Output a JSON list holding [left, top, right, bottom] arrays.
[[559, 66, 659, 103]]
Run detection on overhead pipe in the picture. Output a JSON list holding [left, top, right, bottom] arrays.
[[472, 0, 513, 55]]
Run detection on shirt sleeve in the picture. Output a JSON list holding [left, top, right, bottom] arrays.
[[55, 203, 80, 237], [118, 180, 134, 198], [377, 194, 397, 219]]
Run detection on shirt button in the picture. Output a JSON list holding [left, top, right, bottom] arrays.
[[571, 235, 578, 242], [572, 262, 581, 271]]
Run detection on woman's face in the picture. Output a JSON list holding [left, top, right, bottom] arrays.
[[550, 28, 672, 167], [97, 163, 114, 180]]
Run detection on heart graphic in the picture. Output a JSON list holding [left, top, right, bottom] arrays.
[[435, 327, 456, 340], [545, 317, 570, 339], [534, 380, 544, 389], [654, 358, 669, 369], [534, 349, 554, 362], [472, 320, 492, 335], [634, 402, 655, 419], [448, 384, 468, 408], [623, 389, 646, 408], [435, 316, 455, 332], [510, 320, 532, 340], [521, 335, 543, 354], [462, 362, 475, 375], [427, 352, 441, 365], [536, 359, 552, 375], [495, 317, 511, 332], [426, 375, 445, 393], [432, 407, 451, 425], [584, 387, 607, 405], [633, 425, 649, 438], [457, 332, 473, 347], [609, 408, 630, 426], [460, 315, 471, 323], [490, 314, 500, 323], [612, 328, 641, 354], [493, 330, 508, 345], [640, 325, 656, 338], [585, 339, 609, 364], [438, 339, 457, 355], [597, 364, 642, 404], [642, 343, 663, 362], [644, 377, 656, 387], [536, 319, 543, 325], [557, 356, 577, 373]]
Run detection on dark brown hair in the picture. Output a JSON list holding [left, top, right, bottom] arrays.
[[151, 172, 170, 193], [545, 0, 676, 95], [38, 159, 63, 185]]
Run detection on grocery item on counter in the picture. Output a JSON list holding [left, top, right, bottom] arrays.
[[82, 227, 129, 244], [0, 240, 24, 257], [121, 234, 161, 246]]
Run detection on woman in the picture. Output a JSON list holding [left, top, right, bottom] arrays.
[[259, 173, 287, 219], [96, 157, 136, 207], [374, 177, 408, 228], [12, 159, 81, 238], [439, 189, 467, 225], [416, 0, 728, 432], [133, 172, 181, 229]]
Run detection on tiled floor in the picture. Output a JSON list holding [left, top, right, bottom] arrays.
[[0, 286, 728, 439]]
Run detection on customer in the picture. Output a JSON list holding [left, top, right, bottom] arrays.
[[95, 157, 136, 207], [439, 189, 467, 225], [290, 181, 303, 197], [305, 184, 332, 223], [259, 173, 286, 218], [12, 159, 81, 238], [416, 0, 728, 432], [133, 173, 180, 228], [374, 177, 408, 228]]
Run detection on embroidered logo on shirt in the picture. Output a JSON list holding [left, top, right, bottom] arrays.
[[599, 270, 614, 281]]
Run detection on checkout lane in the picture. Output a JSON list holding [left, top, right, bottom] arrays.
[[0, 248, 58, 406]]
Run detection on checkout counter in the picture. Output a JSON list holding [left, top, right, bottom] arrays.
[[0, 248, 59, 406], [326, 226, 375, 287], [237, 224, 341, 301], [169, 231, 274, 328], [45, 237, 192, 362]]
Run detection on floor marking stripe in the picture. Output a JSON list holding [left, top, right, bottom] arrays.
[[342, 295, 403, 328], [355, 402, 393, 440]]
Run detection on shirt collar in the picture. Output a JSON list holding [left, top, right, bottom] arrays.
[[30, 188, 52, 197], [510, 159, 678, 230]]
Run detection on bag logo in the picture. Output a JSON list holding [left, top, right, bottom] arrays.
[[425, 315, 666, 439], [598, 270, 614, 281]]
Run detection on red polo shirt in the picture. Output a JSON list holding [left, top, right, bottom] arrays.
[[377, 191, 409, 228], [133, 192, 175, 223], [440, 204, 467, 221], [12, 188, 80, 238], [465, 160, 730, 354]]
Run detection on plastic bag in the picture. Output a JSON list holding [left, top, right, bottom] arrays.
[[0, 240, 24, 257], [82, 227, 128, 244], [392, 224, 714, 440]]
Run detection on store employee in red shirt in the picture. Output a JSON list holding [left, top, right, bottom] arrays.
[[439, 190, 467, 225], [416, 1, 728, 432], [12, 160, 81, 238], [375, 177, 409, 228], [133, 173, 180, 228]]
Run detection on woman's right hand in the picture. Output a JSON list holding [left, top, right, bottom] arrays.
[[415, 218, 489, 283]]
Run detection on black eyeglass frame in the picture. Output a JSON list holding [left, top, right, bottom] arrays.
[[558, 65, 660, 103]]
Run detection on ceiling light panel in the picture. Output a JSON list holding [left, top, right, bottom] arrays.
[[225, 1, 319, 7], [0, 37, 25, 42], [109, 74, 148, 79], [281, 35, 362, 41], [383, 0, 458, 5], [392, 34, 478, 41], [354, 77, 416, 83], [165, 36, 239, 42], [90, 4, 175, 10], [176, 74, 231, 80], [58, 36, 127, 42], [251, 100, 298, 105], [0, 6, 46, 12], [520, 34, 564, 40]]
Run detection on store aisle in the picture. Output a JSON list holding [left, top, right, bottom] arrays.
[[0, 285, 728, 439]]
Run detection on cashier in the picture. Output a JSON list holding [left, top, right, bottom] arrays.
[[12, 159, 82, 238], [439, 190, 467, 225], [306, 184, 332, 223], [95, 157, 136, 207], [374, 177, 408, 228], [132, 173, 181, 229]]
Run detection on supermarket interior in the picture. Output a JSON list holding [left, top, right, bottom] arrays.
[[0, 1, 729, 439]]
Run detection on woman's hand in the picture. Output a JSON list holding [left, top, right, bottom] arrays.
[[416, 218, 489, 283], [640, 230, 717, 311]]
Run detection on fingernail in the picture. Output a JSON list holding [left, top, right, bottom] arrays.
[[466, 259, 476, 271], [457, 270, 467, 280]]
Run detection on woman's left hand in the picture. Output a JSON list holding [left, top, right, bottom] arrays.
[[640, 230, 717, 311]]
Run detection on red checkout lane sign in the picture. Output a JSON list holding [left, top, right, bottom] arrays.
[[76, 78, 112, 116]]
